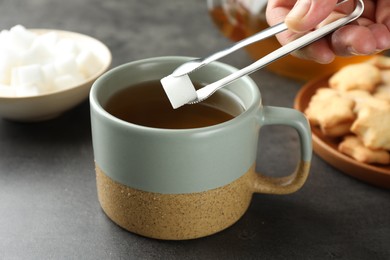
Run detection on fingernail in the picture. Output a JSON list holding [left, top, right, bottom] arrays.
[[347, 46, 361, 56], [347, 46, 381, 56]]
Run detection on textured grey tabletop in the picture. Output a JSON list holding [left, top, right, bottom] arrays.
[[0, 0, 389, 259]]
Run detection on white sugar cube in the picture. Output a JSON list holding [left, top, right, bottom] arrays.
[[55, 38, 78, 55], [160, 74, 197, 109], [41, 63, 58, 87], [8, 25, 35, 51], [20, 42, 53, 65], [0, 30, 10, 49], [0, 49, 20, 84], [32, 31, 58, 50], [0, 84, 15, 97], [15, 84, 40, 97], [76, 49, 101, 77], [12, 64, 44, 88], [53, 74, 84, 90], [0, 70, 9, 85], [54, 56, 79, 76], [53, 56, 86, 88]]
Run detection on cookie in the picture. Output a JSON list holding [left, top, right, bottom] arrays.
[[373, 84, 390, 102], [342, 89, 389, 112], [340, 89, 371, 100], [380, 70, 390, 85], [321, 121, 354, 137], [338, 135, 390, 164], [366, 55, 390, 70], [329, 63, 381, 92], [305, 88, 355, 136], [351, 105, 390, 150]]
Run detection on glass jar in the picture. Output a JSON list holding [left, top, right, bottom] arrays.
[[207, 0, 373, 81]]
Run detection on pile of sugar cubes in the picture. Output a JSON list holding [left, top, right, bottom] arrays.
[[0, 25, 102, 97]]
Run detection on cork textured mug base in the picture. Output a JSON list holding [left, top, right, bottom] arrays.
[[95, 164, 255, 240]]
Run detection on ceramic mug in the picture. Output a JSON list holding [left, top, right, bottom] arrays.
[[90, 56, 312, 240]]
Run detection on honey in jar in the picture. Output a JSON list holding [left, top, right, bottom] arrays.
[[207, 0, 372, 81]]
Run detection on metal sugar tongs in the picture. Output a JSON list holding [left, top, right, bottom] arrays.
[[170, 0, 364, 105]]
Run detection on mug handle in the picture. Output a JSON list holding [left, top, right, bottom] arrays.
[[252, 106, 312, 194]]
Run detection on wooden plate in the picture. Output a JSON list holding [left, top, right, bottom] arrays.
[[294, 75, 390, 188]]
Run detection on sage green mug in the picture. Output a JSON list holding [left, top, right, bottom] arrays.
[[90, 56, 312, 240]]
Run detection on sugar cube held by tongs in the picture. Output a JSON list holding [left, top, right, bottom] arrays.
[[161, 0, 364, 109]]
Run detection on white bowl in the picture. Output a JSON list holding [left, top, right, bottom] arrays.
[[0, 29, 112, 122]]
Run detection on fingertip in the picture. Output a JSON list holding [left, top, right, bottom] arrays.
[[369, 24, 390, 51], [285, 17, 307, 33], [286, 0, 339, 33], [331, 25, 377, 56], [293, 40, 336, 64], [293, 50, 335, 64], [285, 0, 312, 32]]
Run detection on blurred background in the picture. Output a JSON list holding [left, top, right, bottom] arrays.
[[1, 1, 389, 259]]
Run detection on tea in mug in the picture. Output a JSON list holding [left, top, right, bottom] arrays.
[[104, 80, 244, 129]]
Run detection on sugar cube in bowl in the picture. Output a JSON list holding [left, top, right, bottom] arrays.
[[0, 25, 112, 122]]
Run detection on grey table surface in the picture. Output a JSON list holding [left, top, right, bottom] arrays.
[[0, 0, 389, 259]]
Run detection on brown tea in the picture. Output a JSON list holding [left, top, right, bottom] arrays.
[[104, 80, 244, 129]]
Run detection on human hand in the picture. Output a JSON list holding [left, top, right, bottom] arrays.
[[266, 0, 390, 63]]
